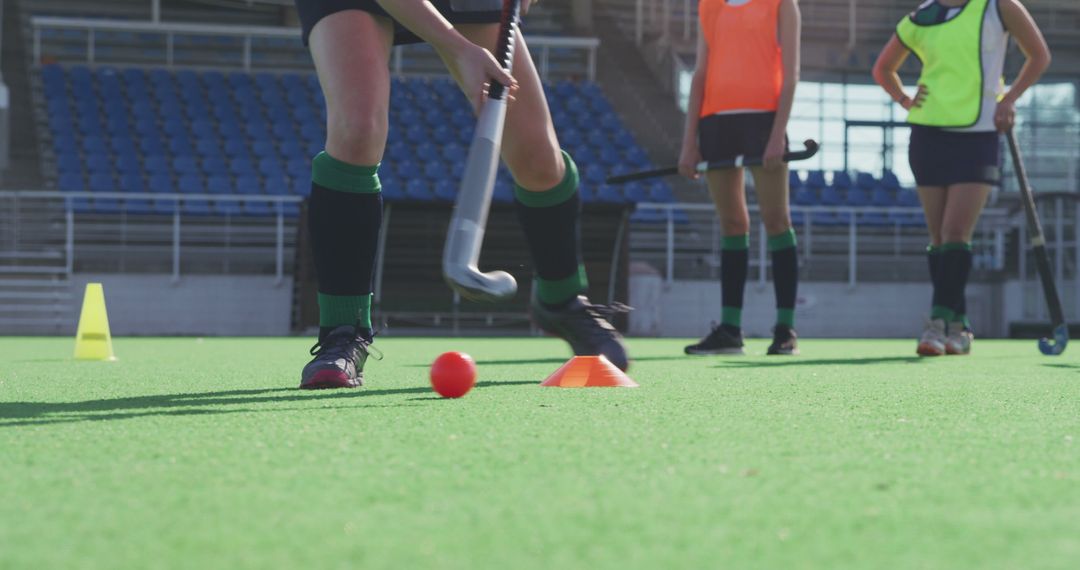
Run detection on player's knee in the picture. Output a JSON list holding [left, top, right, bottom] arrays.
[[509, 148, 565, 192], [719, 214, 751, 235], [326, 111, 387, 158], [763, 215, 792, 236], [940, 228, 971, 244]]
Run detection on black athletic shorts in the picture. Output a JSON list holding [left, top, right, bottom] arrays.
[[297, 0, 503, 46], [698, 112, 786, 163], [908, 126, 1002, 187]]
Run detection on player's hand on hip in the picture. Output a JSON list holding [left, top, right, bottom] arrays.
[[678, 139, 702, 180], [441, 41, 517, 114], [763, 134, 786, 170], [994, 98, 1016, 133]]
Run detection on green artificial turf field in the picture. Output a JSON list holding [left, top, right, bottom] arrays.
[[2, 337, 1079, 569]]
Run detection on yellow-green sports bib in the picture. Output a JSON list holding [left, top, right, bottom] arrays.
[[896, 0, 990, 128]]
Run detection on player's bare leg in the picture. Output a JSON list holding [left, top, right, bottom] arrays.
[[685, 169, 750, 355], [299, 12, 393, 388], [751, 164, 799, 355], [916, 185, 950, 356], [456, 24, 629, 370], [940, 183, 991, 355]]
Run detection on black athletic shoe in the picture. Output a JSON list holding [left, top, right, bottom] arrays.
[[767, 324, 799, 355], [300, 325, 380, 389], [531, 294, 631, 371], [685, 324, 745, 355]]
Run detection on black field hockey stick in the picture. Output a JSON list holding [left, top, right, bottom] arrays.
[[1006, 129, 1068, 355], [606, 139, 820, 184], [442, 0, 520, 302]]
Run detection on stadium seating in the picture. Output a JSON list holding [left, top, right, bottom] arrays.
[[40, 64, 674, 218]]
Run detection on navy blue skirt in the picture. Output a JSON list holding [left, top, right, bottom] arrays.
[[909, 126, 1002, 187]]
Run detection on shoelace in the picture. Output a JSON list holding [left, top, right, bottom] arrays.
[[309, 331, 383, 361], [577, 302, 633, 339]]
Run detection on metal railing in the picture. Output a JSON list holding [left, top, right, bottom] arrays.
[[631, 202, 1010, 288], [30, 16, 601, 80], [0, 191, 302, 283]]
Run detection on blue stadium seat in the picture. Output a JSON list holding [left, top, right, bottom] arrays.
[[125, 199, 154, 215], [195, 138, 222, 158], [223, 139, 250, 159], [242, 201, 272, 217], [859, 212, 890, 227], [215, 200, 243, 216], [69, 198, 94, 214], [415, 143, 439, 163], [881, 169, 901, 191], [182, 200, 212, 216], [492, 182, 514, 204], [649, 182, 675, 203], [820, 186, 843, 207], [258, 157, 285, 178], [789, 171, 804, 189], [144, 155, 171, 176], [177, 174, 204, 194], [251, 140, 278, 159], [192, 155, 224, 176], [870, 187, 896, 208], [265, 179, 290, 196], [598, 147, 622, 167], [81, 136, 107, 154], [897, 190, 920, 207], [794, 187, 819, 206], [149, 173, 175, 193], [230, 158, 256, 176], [624, 183, 649, 203], [119, 173, 145, 193], [405, 179, 432, 201], [596, 185, 626, 203], [832, 171, 853, 190], [846, 187, 869, 207], [88, 173, 115, 193], [148, 199, 175, 214], [93, 199, 123, 214], [286, 158, 310, 181], [141, 138, 167, 156], [292, 177, 312, 197], [172, 156, 200, 175], [85, 154, 113, 178], [630, 209, 664, 224], [235, 176, 262, 195], [207, 176, 233, 194], [58, 173, 86, 192], [56, 153, 83, 175], [440, 144, 466, 164], [855, 172, 877, 190], [191, 121, 218, 140], [805, 170, 827, 188], [433, 180, 456, 202]]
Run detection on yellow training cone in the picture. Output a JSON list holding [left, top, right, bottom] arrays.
[[74, 283, 116, 361]]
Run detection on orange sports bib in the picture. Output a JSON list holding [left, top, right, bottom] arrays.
[[699, 0, 784, 117]]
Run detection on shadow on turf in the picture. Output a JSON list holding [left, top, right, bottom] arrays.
[[0, 380, 534, 427], [406, 356, 690, 367], [712, 356, 924, 368]]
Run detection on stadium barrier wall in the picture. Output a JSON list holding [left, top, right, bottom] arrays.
[[69, 273, 293, 336], [628, 273, 1003, 339]]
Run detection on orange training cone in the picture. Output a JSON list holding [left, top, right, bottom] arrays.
[[540, 355, 638, 388]]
